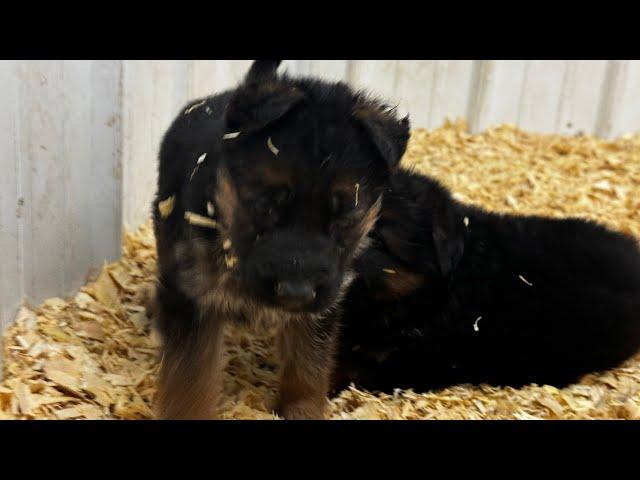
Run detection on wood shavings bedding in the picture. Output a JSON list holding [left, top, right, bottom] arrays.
[[2, 120, 640, 420]]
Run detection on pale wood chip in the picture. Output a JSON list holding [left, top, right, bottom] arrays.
[[184, 211, 218, 229], [158, 195, 175, 218]]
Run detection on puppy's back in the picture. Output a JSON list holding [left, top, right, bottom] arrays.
[[338, 168, 640, 391], [477, 211, 640, 294]]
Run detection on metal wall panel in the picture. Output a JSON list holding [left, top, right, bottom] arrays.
[[1, 59, 639, 330]]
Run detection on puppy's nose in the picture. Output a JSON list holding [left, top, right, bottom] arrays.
[[275, 281, 316, 310]]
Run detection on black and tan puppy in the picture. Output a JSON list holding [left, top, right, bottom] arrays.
[[152, 60, 409, 419], [334, 170, 640, 393]]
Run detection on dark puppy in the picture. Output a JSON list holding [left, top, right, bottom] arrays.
[[335, 169, 640, 393], [152, 60, 409, 418]]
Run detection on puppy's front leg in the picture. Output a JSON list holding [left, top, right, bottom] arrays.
[[277, 317, 338, 420], [154, 285, 224, 420]]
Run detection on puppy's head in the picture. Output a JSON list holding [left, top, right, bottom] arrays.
[[375, 172, 466, 289], [207, 60, 410, 314]]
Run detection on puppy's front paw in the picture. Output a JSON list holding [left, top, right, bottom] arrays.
[[276, 397, 327, 420]]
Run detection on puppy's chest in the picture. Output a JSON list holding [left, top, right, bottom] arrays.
[[199, 282, 290, 329], [174, 241, 296, 329]]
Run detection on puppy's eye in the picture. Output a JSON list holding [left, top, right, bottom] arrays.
[[254, 196, 273, 217], [331, 192, 352, 217], [330, 194, 341, 215], [254, 186, 290, 220], [272, 187, 290, 207]]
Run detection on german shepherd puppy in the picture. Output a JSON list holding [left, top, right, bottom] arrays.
[[335, 170, 640, 393], [152, 60, 409, 419], [153, 60, 640, 419]]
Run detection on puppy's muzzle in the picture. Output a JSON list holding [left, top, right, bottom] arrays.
[[242, 231, 341, 313], [275, 281, 317, 310]]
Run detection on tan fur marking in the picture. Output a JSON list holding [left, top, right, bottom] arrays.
[[377, 268, 426, 300], [350, 195, 383, 258], [214, 168, 240, 230], [174, 239, 301, 330], [155, 315, 224, 419], [277, 321, 336, 419]]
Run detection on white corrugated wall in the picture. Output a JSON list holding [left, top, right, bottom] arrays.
[[1, 60, 639, 329], [0, 60, 123, 331]]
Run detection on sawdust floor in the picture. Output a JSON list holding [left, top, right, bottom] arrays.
[[2, 120, 640, 420]]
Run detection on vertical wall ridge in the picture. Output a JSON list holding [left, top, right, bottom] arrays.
[[466, 60, 490, 133], [595, 60, 618, 138]]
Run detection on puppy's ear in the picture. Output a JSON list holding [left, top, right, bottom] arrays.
[[224, 81, 305, 134], [353, 104, 411, 169], [244, 60, 282, 82], [431, 201, 465, 277]]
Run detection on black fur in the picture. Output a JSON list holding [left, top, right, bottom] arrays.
[[335, 170, 640, 392]]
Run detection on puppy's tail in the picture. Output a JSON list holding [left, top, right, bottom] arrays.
[[245, 60, 282, 82]]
